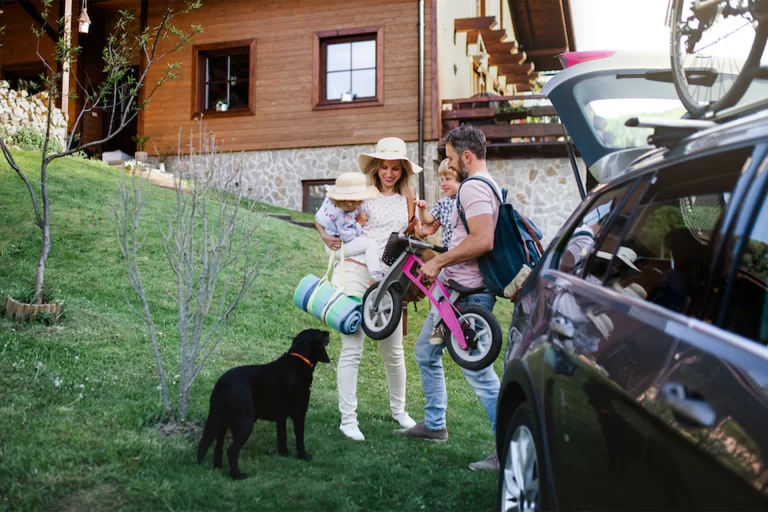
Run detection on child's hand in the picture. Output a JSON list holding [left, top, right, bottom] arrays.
[[421, 221, 439, 236], [415, 199, 428, 209], [356, 211, 368, 225]]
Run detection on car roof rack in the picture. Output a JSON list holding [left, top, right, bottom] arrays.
[[625, 117, 716, 148]]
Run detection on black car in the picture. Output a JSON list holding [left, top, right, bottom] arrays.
[[496, 51, 768, 511]]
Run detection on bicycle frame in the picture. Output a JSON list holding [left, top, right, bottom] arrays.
[[370, 247, 470, 350]]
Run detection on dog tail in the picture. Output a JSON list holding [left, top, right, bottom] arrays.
[[197, 403, 222, 464]]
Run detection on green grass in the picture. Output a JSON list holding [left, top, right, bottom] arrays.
[[0, 150, 513, 511]]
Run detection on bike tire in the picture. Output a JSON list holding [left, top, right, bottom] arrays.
[[445, 304, 503, 371], [670, 0, 768, 116], [361, 283, 403, 340]]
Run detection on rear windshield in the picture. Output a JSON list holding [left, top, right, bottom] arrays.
[[587, 98, 686, 149]]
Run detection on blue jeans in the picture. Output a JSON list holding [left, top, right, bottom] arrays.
[[414, 289, 500, 435]]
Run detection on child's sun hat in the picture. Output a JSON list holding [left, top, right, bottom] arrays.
[[326, 172, 380, 201]]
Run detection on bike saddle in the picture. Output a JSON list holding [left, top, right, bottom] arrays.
[[446, 279, 485, 295]]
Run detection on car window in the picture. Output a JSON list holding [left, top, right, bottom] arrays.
[[590, 150, 752, 314], [557, 181, 635, 274], [721, 192, 768, 345]]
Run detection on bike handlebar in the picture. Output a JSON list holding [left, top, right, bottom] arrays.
[[399, 235, 448, 253]]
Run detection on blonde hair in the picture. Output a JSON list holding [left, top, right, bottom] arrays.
[[437, 157, 467, 182], [364, 158, 414, 198]]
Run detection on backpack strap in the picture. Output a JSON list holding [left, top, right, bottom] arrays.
[[519, 215, 544, 255], [456, 176, 503, 233]]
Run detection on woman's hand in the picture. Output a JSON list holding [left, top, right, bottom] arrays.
[[321, 231, 342, 250], [415, 199, 428, 210]]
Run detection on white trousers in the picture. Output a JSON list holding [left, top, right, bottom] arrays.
[[332, 261, 407, 426], [325, 237, 382, 278]]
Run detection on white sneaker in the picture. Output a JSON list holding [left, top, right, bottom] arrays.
[[340, 423, 365, 441], [393, 412, 417, 429]]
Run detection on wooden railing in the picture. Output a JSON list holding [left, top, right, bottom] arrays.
[[441, 94, 570, 156]]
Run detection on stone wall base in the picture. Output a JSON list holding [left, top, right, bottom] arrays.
[[167, 142, 585, 242]]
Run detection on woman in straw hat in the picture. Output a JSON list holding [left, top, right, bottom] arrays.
[[314, 137, 422, 441]]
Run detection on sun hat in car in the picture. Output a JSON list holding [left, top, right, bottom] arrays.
[[325, 172, 380, 202], [596, 246, 640, 272], [621, 282, 648, 300], [359, 137, 423, 175], [586, 308, 614, 339]]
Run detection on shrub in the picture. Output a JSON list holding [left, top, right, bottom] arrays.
[[10, 127, 47, 151]]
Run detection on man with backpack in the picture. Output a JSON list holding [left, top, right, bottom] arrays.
[[394, 124, 502, 471]]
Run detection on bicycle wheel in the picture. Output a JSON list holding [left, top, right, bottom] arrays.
[[670, 0, 768, 116], [361, 283, 403, 340], [445, 304, 502, 371]]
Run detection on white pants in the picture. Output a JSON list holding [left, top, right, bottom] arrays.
[[332, 261, 407, 426], [325, 237, 383, 279]]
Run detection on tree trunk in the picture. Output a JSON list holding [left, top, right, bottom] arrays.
[[34, 161, 51, 305]]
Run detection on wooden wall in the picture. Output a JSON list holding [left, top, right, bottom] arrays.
[[142, 0, 435, 154], [0, 2, 59, 85]]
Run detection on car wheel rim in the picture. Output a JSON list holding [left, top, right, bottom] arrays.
[[449, 312, 492, 362], [364, 289, 393, 333], [501, 425, 539, 512]]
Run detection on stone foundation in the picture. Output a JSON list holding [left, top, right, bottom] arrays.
[[0, 81, 67, 151], [167, 142, 585, 243]]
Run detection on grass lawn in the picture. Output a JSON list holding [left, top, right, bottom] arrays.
[[0, 151, 512, 511]]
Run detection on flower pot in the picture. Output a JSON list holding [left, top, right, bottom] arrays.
[[135, 151, 148, 162], [4, 295, 63, 323]]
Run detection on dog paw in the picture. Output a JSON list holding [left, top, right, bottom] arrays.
[[231, 472, 249, 480], [278, 449, 290, 457], [297, 453, 312, 462]]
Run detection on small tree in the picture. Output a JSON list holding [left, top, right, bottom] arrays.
[[114, 124, 270, 422], [0, 0, 202, 305]]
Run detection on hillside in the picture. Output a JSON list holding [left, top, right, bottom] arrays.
[[0, 151, 510, 511]]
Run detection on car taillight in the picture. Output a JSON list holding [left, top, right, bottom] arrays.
[[559, 51, 616, 69]]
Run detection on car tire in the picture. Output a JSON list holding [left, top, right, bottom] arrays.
[[497, 402, 550, 512]]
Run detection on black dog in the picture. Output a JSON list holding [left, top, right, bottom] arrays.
[[197, 329, 330, 479]]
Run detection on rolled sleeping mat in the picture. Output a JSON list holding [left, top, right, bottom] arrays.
[[293, 274, 362, 335]]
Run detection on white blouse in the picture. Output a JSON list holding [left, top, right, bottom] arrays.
[[349, 193, 409, 265]]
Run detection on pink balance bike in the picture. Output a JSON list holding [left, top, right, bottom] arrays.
[[361, 233, 502, 371]]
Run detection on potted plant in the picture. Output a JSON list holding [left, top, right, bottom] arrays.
[[216, 99, 229, 112], [133, 134, 150, 162]]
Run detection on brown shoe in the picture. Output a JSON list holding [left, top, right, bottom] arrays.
[[468, 453, 499, 471], [393, 421, 448, 441]]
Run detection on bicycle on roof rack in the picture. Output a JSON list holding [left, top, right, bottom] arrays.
[[361, 233, 503, 371], [667, 0, 768, 117]]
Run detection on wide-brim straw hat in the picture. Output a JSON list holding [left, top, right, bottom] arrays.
[[596, 246, 640, 272], [359, 137, 423, 175], [326, 172, 380, 202]]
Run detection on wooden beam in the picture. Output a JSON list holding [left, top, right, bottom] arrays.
[[528, 105, 559, 117], [442, 108, 496, 121], [442, 94, 548, 104], [524, 47, 567, 57], [483, 41, 518, 54], [496, 62, 535, 75], [500, 73, 539, 84], [467, 29, 508, 45], [454, 16, 497, 32], [18, 0, 59, 42], [61, 0, 73, 118], [515, 82, 533, 92], [490, 53, 530, 67], [478, 123, 565, 140]]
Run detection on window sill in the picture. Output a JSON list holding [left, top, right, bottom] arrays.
[[192, 108, 255, 120], [313, 99, 384, 111]]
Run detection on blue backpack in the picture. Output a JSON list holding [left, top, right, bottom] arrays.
[[456, 176, 544, 299]]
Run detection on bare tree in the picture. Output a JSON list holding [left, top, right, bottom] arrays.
[[114, 124, 270, 422], [0, 0, 202, 304]]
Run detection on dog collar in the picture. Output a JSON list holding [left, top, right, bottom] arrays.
[[289, 352, 313, 367]]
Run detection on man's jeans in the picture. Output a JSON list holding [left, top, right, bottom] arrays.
[[414, 288, 500, 435]]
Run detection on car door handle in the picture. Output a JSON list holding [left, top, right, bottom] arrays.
[[661, 382, 717, 428]]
